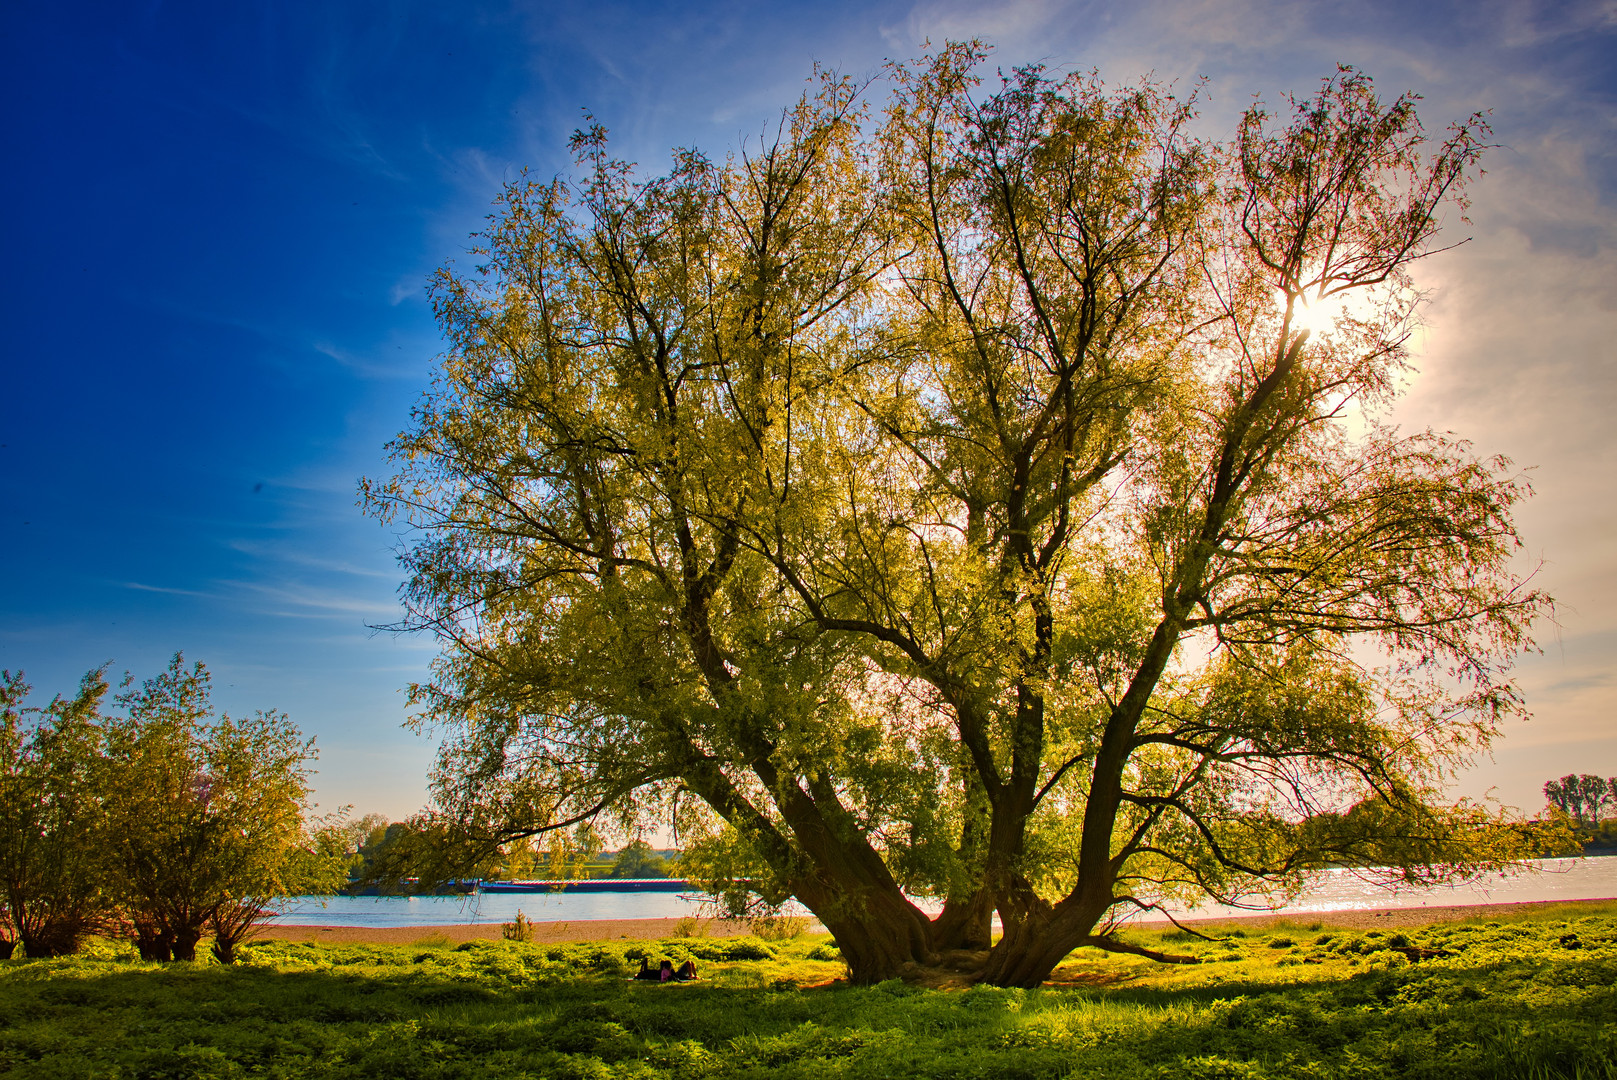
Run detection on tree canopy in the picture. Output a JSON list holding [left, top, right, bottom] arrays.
[[366, 49, 1547, 986]]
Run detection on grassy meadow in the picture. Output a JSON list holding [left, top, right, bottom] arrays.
[[2, 903, 1615, 1079]]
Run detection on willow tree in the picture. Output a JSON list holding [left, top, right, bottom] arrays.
[[0, 669, 115, 958], [102, 656, 333, 962], [365, 75, 979, 978], [368, 53, 1546, 985]]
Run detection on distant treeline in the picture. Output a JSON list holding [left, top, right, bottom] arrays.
[[1543, 774, 1617, 854]]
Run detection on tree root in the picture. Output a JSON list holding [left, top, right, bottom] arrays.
[[1080, 934, 1201, 964]]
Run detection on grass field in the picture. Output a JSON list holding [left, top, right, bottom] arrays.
[[2, 902, 1614, 1079]]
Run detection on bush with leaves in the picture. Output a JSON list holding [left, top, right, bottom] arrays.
[[100, 655, 345, 961], [0, 656, 343, 961], [0, 668, 117, 958]]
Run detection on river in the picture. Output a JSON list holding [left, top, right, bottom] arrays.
[[272, 856, 1617, 929]]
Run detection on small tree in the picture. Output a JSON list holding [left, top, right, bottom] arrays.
[[329, 813, 390, 884], [102, 655, 328, 962], [202, 721, 348, 963], [0, 669, 115, 958]]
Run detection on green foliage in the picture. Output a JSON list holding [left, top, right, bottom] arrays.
[[748, 915, 810, 941], [0, 658, 340, 963], [0, 668, 116, 957], [102, 655, 342, 962], [605, 840, 670, 879], [1583, 820, 1617, 853], [1544, 774, 1617, 831], [364, 45, 1547, 984], [1, 908, 1615, 1078], [323, 812, 390, 882], [806, 941, 842, 961], [502, 910, 535, 942]]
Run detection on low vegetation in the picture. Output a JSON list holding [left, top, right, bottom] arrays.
[[2, 903, 1613, 1078]]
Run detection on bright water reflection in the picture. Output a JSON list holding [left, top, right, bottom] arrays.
[[1147, 856, 1617, 923], [274, 857, 1616, 929], [277, 890, 716, 928]]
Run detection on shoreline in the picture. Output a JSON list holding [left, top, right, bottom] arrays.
[[255, 896, 1615, 946], [255, 916, 759, 946], [1128, 895, 1616, 931]]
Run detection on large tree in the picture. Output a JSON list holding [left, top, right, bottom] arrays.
[[368, 52, 1546, 985], [366, 73, 959, 978]]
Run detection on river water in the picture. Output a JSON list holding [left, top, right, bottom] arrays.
[[1147, 855, 1617, 922], [279, 888, 713, 928], [273, 856, 1617, 930]]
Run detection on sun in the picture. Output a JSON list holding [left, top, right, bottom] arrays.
[[1278, 285, 1353, 338], [1289, 290, 1346, 336]]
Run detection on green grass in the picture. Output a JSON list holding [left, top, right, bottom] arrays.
[[2, 903, 1615, 1078]]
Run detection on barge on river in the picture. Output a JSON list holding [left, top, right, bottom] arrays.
[[477, 878, 691, 893]]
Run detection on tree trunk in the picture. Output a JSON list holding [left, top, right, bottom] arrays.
[[820, 910, 928, 983], [171, 923, 204, 962], [132, 917, 172, 961], [794, 868, 936, 984], [930, 889, 994, 950], [19, 914, 88, 958], [209, 900, 264, 965], [978, 901, 1100, 988], [979, 919, 1085, 988]]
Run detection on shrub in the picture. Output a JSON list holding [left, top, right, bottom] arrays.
[[807, 941, 841, 962], [503, 909, 534, 941], [749, 914, 809, 941]]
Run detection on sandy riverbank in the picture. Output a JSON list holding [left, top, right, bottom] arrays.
[[255, 897, 1615, 946], [255, 917, 758, 946]]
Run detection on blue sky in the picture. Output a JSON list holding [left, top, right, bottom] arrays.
[[3, 0, 1613, 822]]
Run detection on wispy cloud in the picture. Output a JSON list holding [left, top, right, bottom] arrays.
[[225, 539, 398, 580], [311, 339, 431, 381], [121, 581, 213, 598], [233, 580, 402, 621]]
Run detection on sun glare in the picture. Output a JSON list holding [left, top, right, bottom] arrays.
[[1287, 290, 1347, 337]]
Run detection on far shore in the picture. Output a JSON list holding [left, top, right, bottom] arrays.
[[255, 896, 1615, 946]]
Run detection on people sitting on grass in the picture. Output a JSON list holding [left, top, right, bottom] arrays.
[[633, 956, 699, 982]]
